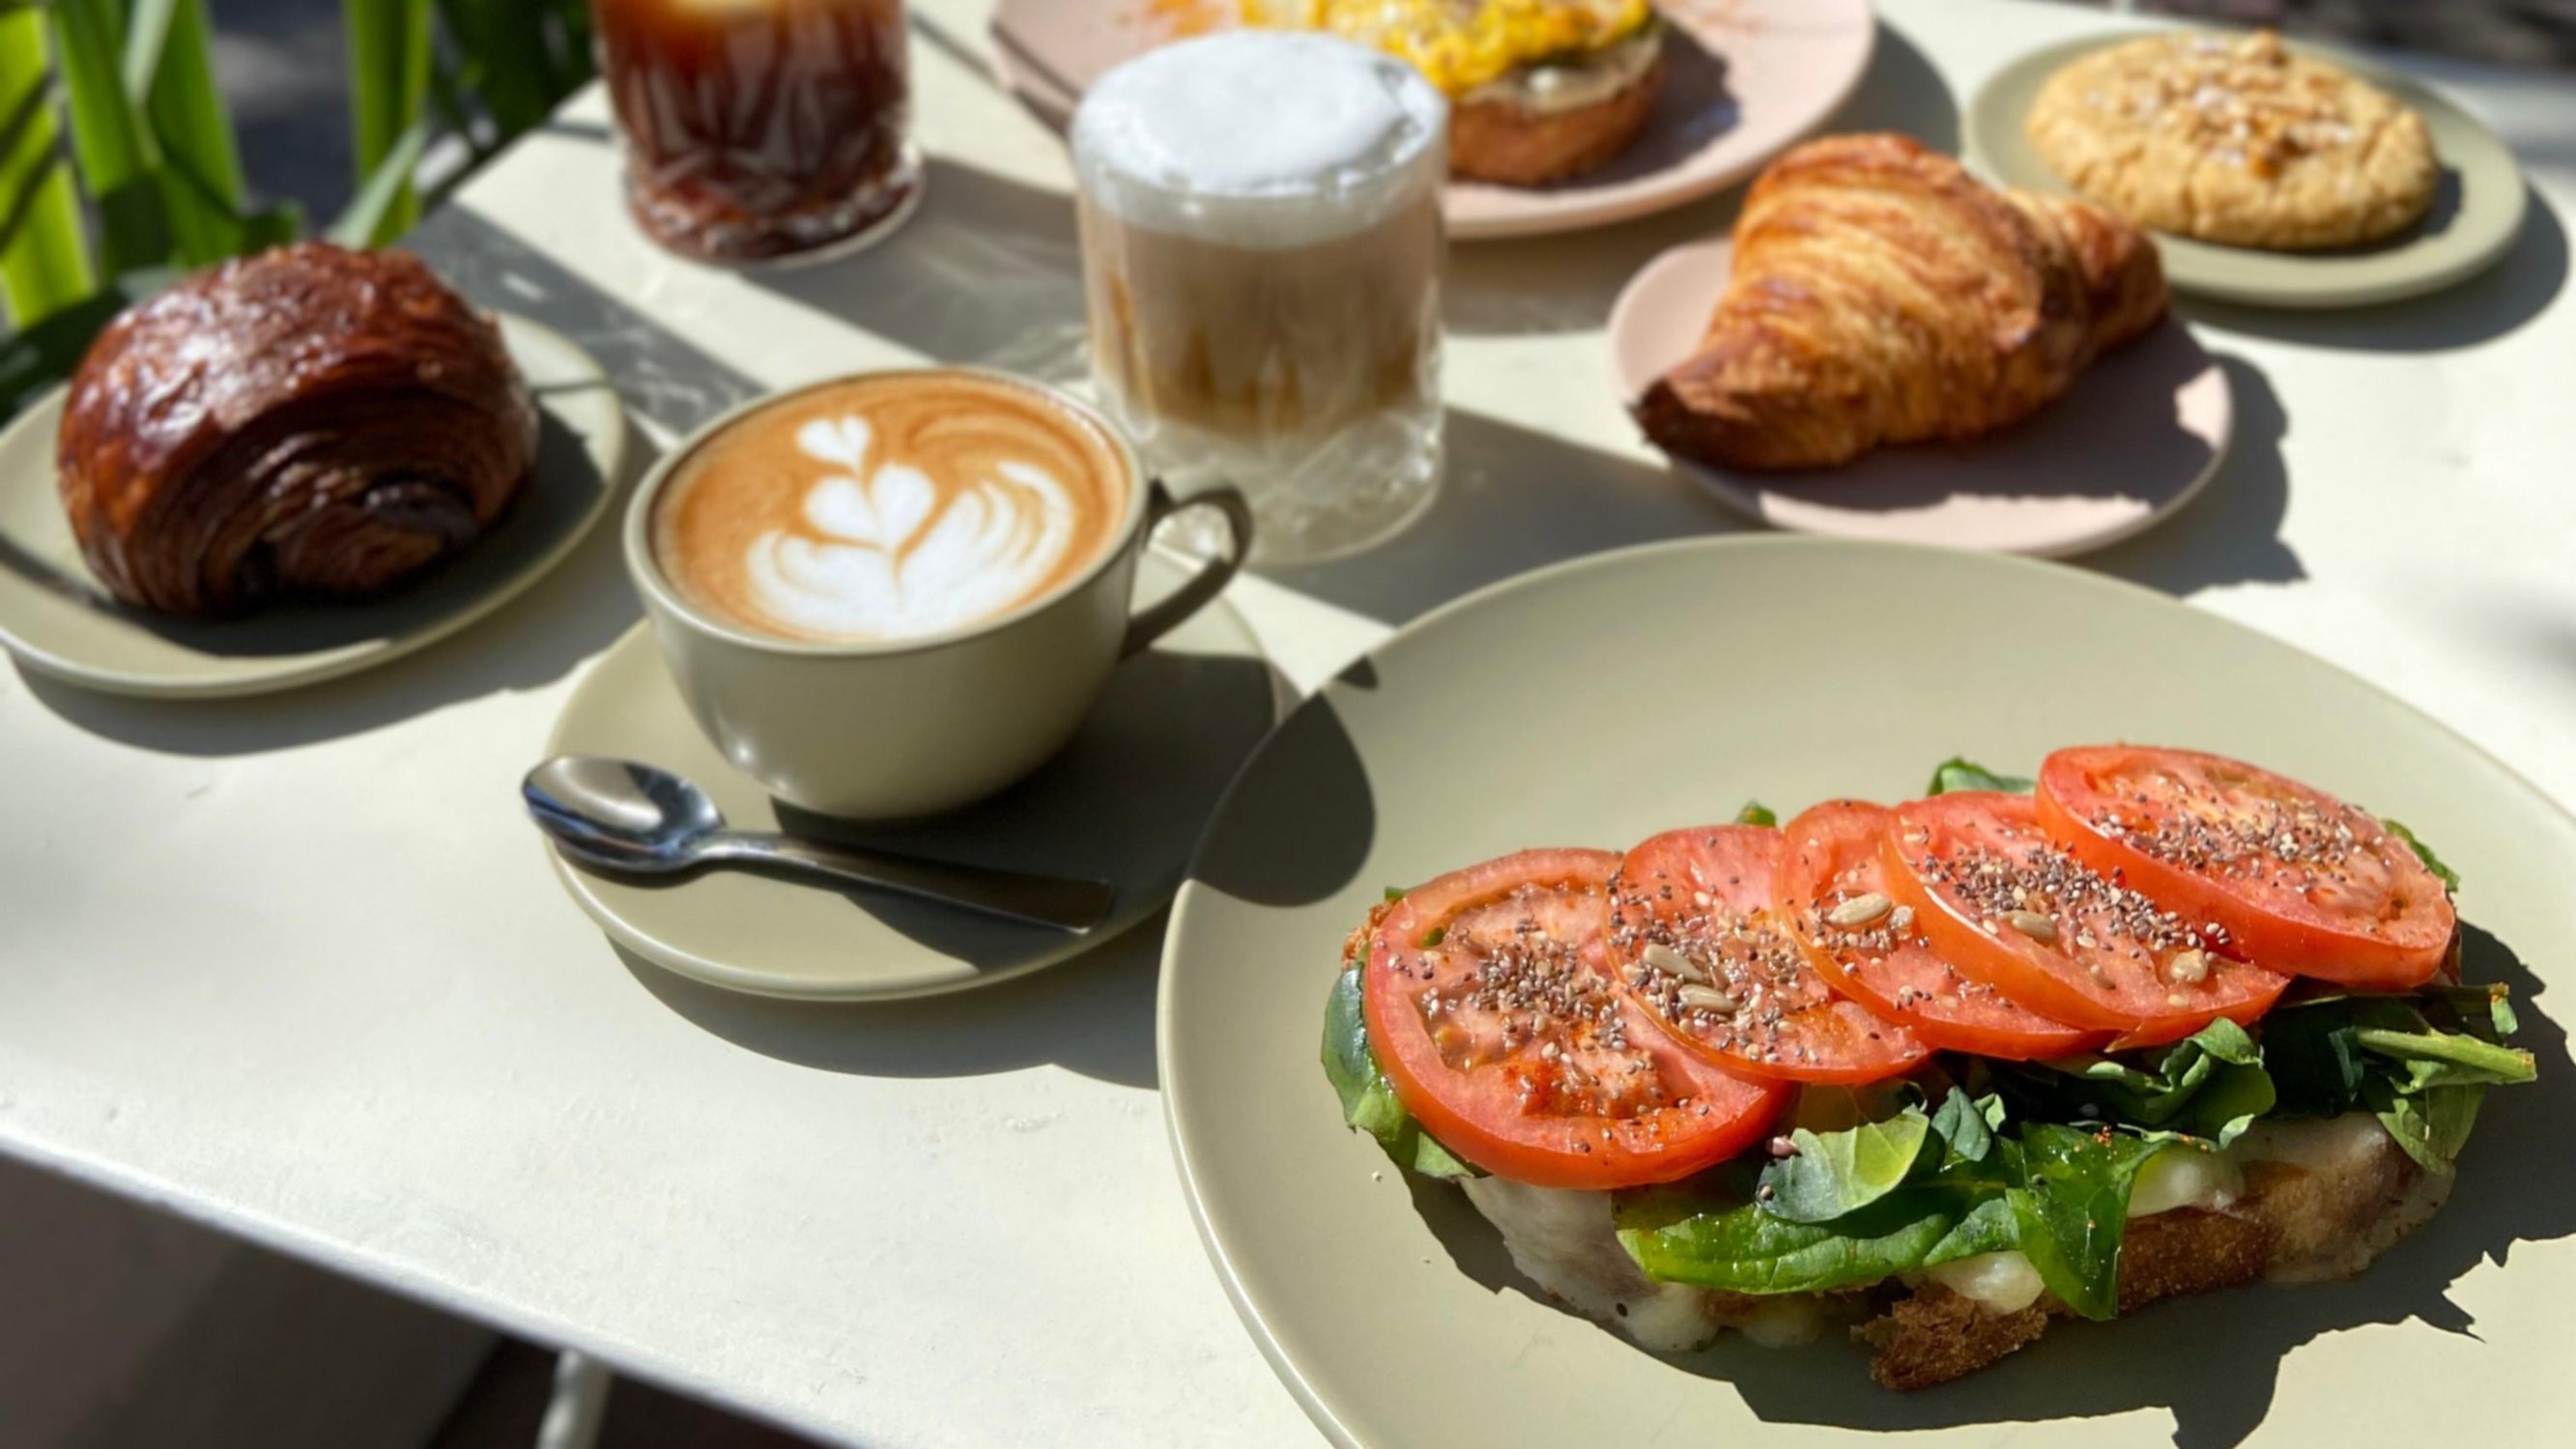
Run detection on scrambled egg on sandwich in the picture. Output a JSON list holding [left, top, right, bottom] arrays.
[[1245, 1, 1657, 97]]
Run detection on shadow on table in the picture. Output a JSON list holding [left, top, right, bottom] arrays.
[[615, 925, 1163, 1090], [410, 206, 768, 434], [743, 156, 1091, 387], [762, 646, 1288, 964], [2178, 186, 2568, 354], [1412, 923, 2573, 1449], [1445, 19, 1957, 339], [1260, 407, 1744, 626], [2088, 353, 2304, 595], [16, 411, 656, 755]]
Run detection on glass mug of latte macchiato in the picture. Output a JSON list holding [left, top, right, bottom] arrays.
[[590, 0, 920, 264], [626, 369, 1251, 819], [1073, 32, 1447, 566]]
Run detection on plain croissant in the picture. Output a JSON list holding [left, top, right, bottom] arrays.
[[58, 242, 537, 617], [1634, 133, 2168, 471]]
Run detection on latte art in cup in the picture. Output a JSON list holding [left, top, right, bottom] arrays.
[[651, 373, 1130, 642]]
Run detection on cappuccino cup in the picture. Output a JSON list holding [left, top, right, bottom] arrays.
[[625, 368, 1250, 818]]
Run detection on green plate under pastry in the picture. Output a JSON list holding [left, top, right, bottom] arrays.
[[0, 314, 628, 698], [1966, 33, 2529, 309]]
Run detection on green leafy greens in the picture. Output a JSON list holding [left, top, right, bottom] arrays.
[[2381, 818, 2461, 895], [1926, 758, 2034, 796], [1619, 1083, 2168, 1319], [1320, 964, 1479, 1179]]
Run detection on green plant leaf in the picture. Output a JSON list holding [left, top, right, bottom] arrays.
[[435, 0, 567, 135], [49, 0, 172, 272], [1734, 801, 1777, 828], [342, 0, 434, 242], [0, 10, 99, 327], [1927, 758, 2034, 796], [122, 0, 182, 100], [140, 0, 259, 266], [1759, 1109, 1933, 1224], [327, 117, 428, 248]]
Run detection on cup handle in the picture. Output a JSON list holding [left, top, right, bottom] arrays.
[[1121, 481, 1253, 659]]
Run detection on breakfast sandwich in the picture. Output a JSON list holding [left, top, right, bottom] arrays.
[[1246, 0, 1668, 185], [1324, 747, 2536, 1388]]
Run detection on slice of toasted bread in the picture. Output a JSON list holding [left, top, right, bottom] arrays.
[[1462, 1113, 2453, 1389], [1450, 48, 1665, 186]]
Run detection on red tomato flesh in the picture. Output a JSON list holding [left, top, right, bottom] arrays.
[[1362, 849, 1791, 1189], [1778, 801, 2104, 1060], [1606, 825, 1929, 1084], [2037, 746, 2455, 991], [1881, 792, 2289, 1048]]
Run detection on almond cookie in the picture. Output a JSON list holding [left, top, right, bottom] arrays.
[[2025, 30, 2439, 251]]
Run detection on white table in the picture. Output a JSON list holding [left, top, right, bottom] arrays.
[[5, 2, 2572, 1444]]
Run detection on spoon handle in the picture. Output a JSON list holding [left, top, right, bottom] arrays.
[[706, 833, 1116, 933]]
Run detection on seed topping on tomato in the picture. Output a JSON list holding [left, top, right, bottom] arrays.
[[1902, 823, 2229, 1001]]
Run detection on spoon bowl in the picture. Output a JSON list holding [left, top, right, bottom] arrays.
[[525, 756, 725, 872], [523, 755, 1116, 932]]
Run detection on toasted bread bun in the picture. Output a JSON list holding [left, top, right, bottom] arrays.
[[1450, 42, 1665, 185]]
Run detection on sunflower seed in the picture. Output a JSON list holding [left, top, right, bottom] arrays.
[[1826, 893, 1893, 927], [1677, 984, 1740, 1015], [2005, 910, 2060, 943], [1642, 941, 1709, 985]]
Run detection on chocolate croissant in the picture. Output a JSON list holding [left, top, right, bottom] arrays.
[[1634, 133, 2168, 471], [57, 242, 538, 616]]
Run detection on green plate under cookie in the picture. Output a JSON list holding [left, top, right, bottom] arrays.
[[1966, 33, 2529, 309]]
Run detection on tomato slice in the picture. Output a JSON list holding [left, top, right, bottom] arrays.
[[1881, 792, 2289, 1047], [1777, 801, 2104, 1060], [1362, 849, 1791, 1189], [1606, 825, 1929, 1084], [2036, 746, 2455, 991]]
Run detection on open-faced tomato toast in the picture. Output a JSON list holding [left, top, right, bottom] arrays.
[[1320, 746, 2531, 1391]]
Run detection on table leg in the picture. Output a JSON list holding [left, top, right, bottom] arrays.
[[536, 1350, 613, 1449]]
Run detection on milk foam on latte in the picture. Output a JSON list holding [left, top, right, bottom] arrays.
[[653, 373, 1128, 643], [1073, 32, 1444, 247]]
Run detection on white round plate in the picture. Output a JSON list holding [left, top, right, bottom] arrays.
[[1608, 237, 2233, 556], [544, 551, 1283, 1001], [0, 314, 628, 698], [988, 0, 1877, 241]]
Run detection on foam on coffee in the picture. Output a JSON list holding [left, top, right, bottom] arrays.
[[653, 373, 1129, 643], [1072, 32, 1445, 249]]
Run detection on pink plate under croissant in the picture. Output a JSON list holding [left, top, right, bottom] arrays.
[[1609, 237, 2235, 558]]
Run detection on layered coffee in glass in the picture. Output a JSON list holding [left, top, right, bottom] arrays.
[[591, 0, 919, 264], [1073, 32, 1446, 563]]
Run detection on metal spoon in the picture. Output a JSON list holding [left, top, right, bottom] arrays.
[[523, 756, 1116, 933]]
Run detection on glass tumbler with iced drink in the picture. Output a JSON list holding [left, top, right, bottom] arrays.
[[1071, 32, 1448, 564], [591, 0, 920, 263]]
